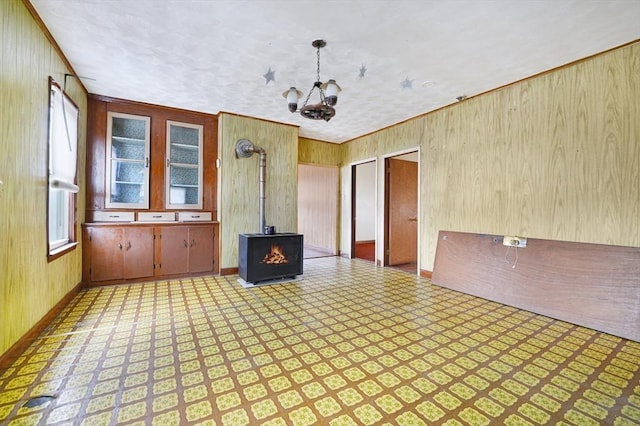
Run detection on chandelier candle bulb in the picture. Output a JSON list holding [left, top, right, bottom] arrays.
[[284, 87, 302, 112], [322, 79, 341, 106]]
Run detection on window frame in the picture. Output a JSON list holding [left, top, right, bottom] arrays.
[[47, 77, 80, 260]]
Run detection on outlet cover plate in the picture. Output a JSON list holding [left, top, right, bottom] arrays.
[[503, 236, 527, 247]]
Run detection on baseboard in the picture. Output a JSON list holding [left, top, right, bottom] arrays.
[[220, 267, 239, 276], [304, 243, 336, 253], [420, 269, 433, 278], [0, 280, 83, 371]]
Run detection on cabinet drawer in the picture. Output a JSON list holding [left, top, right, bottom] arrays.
[[93, 211, 135, 222], [137, 212, 176, 222], [178, 212, 212, 222]]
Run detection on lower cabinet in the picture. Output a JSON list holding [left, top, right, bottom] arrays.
[[84, 226, 154, 282], [156, 225, 215, 275], [83, 222, 218, 285]]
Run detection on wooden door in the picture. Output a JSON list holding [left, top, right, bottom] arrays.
[[89, 226, 124, 281], [123, 227, 154, 279], [157, 226, 189, 275], [387, 158, 418, 265], [188, 225, 214, 273]]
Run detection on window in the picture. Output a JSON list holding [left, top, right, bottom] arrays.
[[47, 78, 79, 256]]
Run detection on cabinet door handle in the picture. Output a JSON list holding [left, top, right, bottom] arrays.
[[118, 242, 123, 250], [126, 241, 132, 250], [190, 239, 196, 247], [183, 239, 188, 247], [167, 159, 170, 168], [145, 157, 149, 168]]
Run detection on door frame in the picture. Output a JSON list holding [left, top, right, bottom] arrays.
[[383, 148, 420, 269], [349, 158, 377, 260]]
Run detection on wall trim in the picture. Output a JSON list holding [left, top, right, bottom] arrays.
[[22, 0, 87, 94], [88, 94, 218, 119], [0, 281, 83, 370], [219, 111, 300, 130], [420, 269, 433, 279], [341, 38, 640, 145], [220, 267, 239, 276]]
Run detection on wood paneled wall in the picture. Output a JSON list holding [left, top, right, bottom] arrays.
[[218, 114, 298, 270], [298, 137, 342, 167], [1, 0, 87, 357], [340, 41, 640, 271]]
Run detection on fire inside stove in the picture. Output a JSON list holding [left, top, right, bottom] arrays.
[[262, 244, 289, 265]]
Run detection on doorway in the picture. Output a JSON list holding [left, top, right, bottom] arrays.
[[351, 161, 376, 263], [297, 164, 339, 259], [384, 152, 418, 273]]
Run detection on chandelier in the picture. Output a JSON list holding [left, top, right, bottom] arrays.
[[282, 40, 341, 122]]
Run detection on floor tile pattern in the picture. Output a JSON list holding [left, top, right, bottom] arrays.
[[1, 257, 639, 425]]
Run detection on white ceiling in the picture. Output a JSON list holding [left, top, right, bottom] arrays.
[[30, 0, 640, 143]]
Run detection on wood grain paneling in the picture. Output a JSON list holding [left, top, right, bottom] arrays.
[[1, 0, 87, 357], [218, 114, 298, 269], [298, 137, 342, 166], [432, 231, 640, 342], [341, 41, 640, 271]]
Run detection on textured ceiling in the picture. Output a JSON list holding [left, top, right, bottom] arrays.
[[30, 0, 640, 143]]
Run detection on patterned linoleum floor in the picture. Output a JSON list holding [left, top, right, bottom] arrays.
[[1, 257, 639, 425]]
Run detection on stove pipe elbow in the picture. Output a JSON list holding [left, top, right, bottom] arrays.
[[235, 139, 268, 234]]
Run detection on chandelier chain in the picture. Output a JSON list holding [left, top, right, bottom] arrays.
[[303, 45, 326, 108], [316, 46, 321, 82]]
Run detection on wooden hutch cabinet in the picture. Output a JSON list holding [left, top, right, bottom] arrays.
[[83, 95, 218, 286]]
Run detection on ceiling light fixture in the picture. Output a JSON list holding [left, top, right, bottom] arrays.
[[282, 40, 341, 122]]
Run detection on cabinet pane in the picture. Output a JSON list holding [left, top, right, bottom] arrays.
[[166, 121, 203, 209], [111, 137, 146, 160], [106, 112, 150, 208], [169, 186, 200, 205], [112, 116, 147, 140], [170, 124, 199, 165], [170, 165, 198, 186], [112, 160, 145, 185], [170, 144, 199, 165], [110, 160, 145, 204]]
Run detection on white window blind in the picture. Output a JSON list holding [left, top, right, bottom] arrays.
[[49, 84, 79, 193], [48, 80, 79, 253]]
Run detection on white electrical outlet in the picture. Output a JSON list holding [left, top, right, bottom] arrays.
[[503, 236, 527, 247]]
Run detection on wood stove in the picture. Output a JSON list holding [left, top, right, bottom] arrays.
[[239, 233, 303, 284]]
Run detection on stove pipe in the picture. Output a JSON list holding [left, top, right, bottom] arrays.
[[235, 139, 267, 233]]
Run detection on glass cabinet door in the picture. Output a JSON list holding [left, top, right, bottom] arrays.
[[166, 121, 203, 209], [105, 112, 150, 208]]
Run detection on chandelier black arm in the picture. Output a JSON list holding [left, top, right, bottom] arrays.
[[302, 81, 326, 108]]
